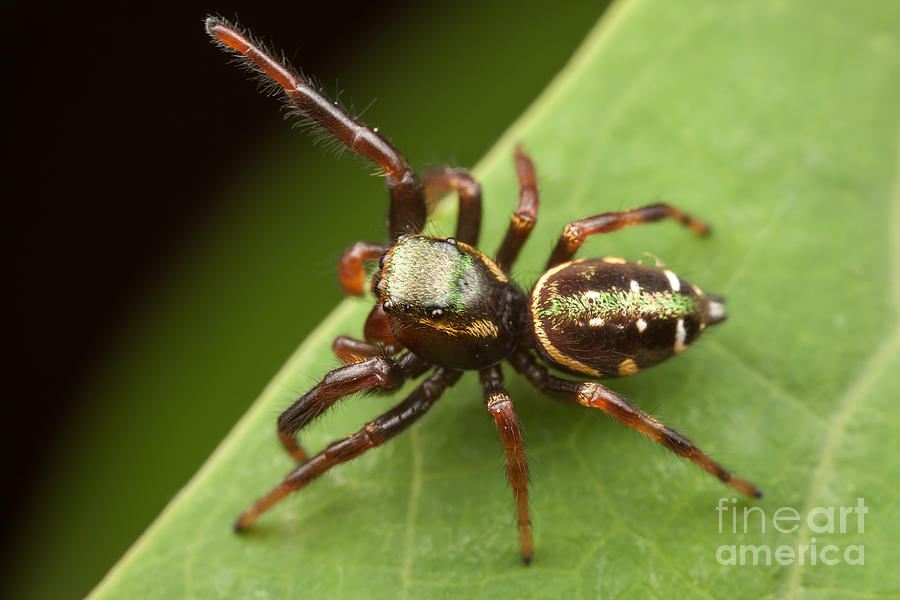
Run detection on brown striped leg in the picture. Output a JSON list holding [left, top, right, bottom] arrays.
[[235, 367, 462, 531], [338, 242, 389, 296], [332, 335, 402, 364], [206, 17, 426, 239], [546, 203, 711, 269], [509, 351, 761, 498], [495, 146, 539, 273], [423, 168, 482, 245], [480, 366, 533, 564], [277, 353, 426, 462]]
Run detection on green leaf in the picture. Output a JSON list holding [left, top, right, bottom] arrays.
[[91, 0, 900, 598]]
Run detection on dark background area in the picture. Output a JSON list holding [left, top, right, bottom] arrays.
[[6, 2, 388, 515], [5, 0, 388, 578], [4, 1, 607, 597]]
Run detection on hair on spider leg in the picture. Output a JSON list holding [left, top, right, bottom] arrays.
[[208, 15, 356, 156], [205, 15, 284, 71], [353, 95, 380, 122], [290, 92, 387, 162], [286, 109, 351, 158], [206, 16, 282, 83], [281, 84, 356, 159]]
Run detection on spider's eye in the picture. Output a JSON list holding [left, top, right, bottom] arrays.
[[428, 307, 445, 319], [382, 301, 393, 313]]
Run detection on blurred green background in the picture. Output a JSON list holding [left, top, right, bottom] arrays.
[[4, 1, 609, 598]]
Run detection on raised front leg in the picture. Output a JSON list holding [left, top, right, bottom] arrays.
[[509, 351, 761, 498], [546, 203, 710, 269], [495, 146, 539, 273], [235, 367, 462, 531], [277, 353, 426, 462], [480, 366, 533, 564], [206, 17, 426, 239], [424, 168, 482, 245]]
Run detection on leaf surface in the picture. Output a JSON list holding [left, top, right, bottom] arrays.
[[92, 1, 900, 597]]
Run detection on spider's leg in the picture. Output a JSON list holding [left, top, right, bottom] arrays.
[[338, 242, 390, 296], [205, 17, 426, 239], [277, 353, 427, 462], [495, 146, 539, 272], [423, 168, 482, 245], [509, 351, 761, 498], [480, 366, 533, 564], [546, 203, 710, 269], [235, 367, 461, 531], [332, 335, 403, 364]]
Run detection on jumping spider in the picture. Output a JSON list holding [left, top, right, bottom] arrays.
[[206, 16, 761, 565]]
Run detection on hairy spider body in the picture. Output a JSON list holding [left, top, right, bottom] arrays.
[[206, 16, 761, 566]]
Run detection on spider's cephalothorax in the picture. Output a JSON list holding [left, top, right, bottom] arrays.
[[207, 16, 761, 566], [373, 235, 527, 369]]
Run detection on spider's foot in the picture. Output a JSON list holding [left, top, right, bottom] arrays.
[[519, 525, 534, 566], [233, 515, 251, 532], [234, 506, 262, 532], [730, 475, 763, 499]]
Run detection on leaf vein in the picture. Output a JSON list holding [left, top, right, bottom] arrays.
[[784, 326, 900, 599]]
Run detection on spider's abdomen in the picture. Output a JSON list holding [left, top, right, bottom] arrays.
[[529, 258, 725, 378]]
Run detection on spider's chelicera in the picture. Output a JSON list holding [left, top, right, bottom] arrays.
[[206, 16, 761, 565]]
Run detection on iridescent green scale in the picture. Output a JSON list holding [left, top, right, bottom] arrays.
[[539, 285, 700, 327], [376, 235, 524, 369], [380, 235, 479, 318]]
